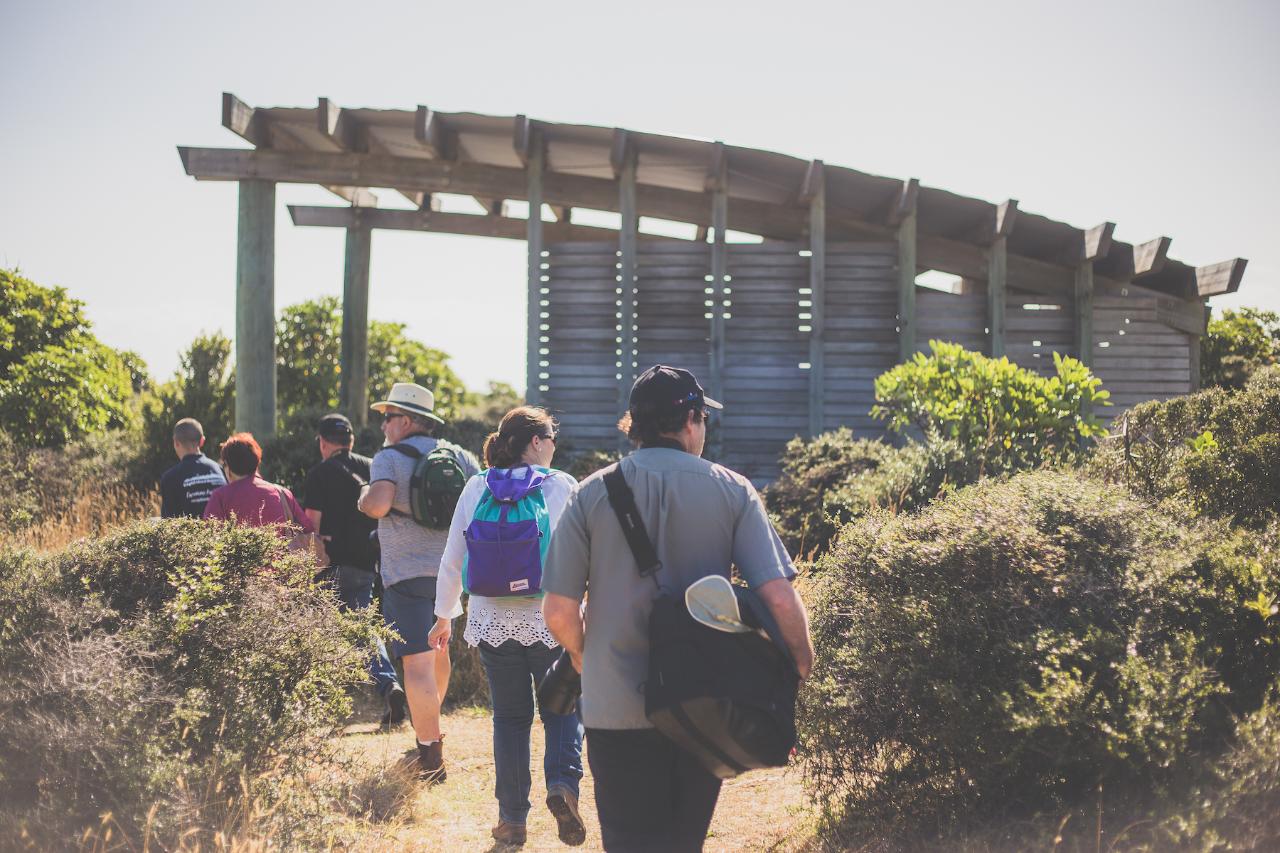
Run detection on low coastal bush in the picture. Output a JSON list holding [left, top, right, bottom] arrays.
[[1090, 364, 1280, 528], [799, 470, 1280, 848], [0, 519, 383, 848]]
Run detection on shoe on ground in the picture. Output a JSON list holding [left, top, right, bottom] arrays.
[[381, 685, 408, 727], [491, 820, 527, 846], [416, 736, 447, 784], [546, 786, 587, 846]]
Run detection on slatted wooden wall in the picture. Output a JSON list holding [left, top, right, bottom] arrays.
[[541, 239, 1198, 479], [916, 289, 988, 355], [1091, 282, 1194, 419], [822, 242, 899, 436], [720, 243, 810, 481], [540, 243, 620, 450], [1006, 292, 1076, 378]]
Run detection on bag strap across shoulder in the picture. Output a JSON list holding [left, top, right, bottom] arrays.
[[602, 463, 662, 579]]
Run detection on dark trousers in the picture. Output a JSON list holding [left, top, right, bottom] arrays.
[[479, 640, 584, 824], [586, 727, 723, 852]]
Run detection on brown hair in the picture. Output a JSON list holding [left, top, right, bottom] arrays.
[[618, 404, 703, 447], [219, 432, 262, 476], [483, 407, 557, 468]]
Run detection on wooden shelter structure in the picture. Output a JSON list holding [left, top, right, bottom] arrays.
[[179, 94, 1248, 480]]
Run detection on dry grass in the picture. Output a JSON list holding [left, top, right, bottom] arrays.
[[331, 700, 816, 852], [1, 481, 159, 552]]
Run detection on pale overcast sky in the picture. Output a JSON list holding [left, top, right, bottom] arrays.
[[2, 0, 1277, 392]]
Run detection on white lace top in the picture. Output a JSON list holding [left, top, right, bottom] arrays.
[[434, 466, 578, 648]]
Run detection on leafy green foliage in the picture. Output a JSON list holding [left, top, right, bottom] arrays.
[[0, 519, 383, 847], [872, 340, 1109, 475], [1090, 364, 1280, 528], [1201, 307, 1280, 391], [275, 295, 469, 422], [765, 430, 974, 559], [140, 332, 236, 480], [0, 269, 136, 446], [799, 470, 1280, 847]]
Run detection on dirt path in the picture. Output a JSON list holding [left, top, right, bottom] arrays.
[[336, 705, 814, 852]]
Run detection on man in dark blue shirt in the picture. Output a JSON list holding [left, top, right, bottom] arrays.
[[159, 418, 226, 518]]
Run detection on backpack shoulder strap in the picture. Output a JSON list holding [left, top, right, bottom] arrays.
[[386, 442, 422, 460], [601, 463, 662, 578]]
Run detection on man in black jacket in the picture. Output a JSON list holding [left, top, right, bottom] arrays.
[[304, 413, 406, 723], [159, 418, 226, 518]]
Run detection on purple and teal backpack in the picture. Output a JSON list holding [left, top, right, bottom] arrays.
[[462, 466, 556, 598]]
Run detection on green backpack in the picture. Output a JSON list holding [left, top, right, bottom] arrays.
[[387, 440, 469, 528]]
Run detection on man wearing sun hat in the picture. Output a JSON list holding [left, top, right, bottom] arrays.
[[540, 365, 815, 851], [358, 382, 480, 783]]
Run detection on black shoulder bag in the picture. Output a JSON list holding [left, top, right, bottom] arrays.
[[601, 463, 799, 780]]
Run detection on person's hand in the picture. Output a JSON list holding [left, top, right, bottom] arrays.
[[427, 617, 452, 650]]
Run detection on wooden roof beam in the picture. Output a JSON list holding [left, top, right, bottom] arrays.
[[797, 160, 824, 205], [1047, 221, 1114, 266], [1094, 235, 1172, 280], [314, 97, 378, 207], [548, 204, 570, 222], [287, 204, 692, 243], [884, 178, 919, 227], [1195, 258, 1248, 297], [415, 106, 457, 160], [706, 142, 728, 192], [610, 129, 634, 179], [475, 197, 505, 216], [514, 115, 543, 168], [222, 92, 268, 147], [958, 199, 1018, 244]]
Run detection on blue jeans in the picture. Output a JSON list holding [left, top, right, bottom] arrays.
[[327, 565, 399, 696], [479, 639, 585, 825]]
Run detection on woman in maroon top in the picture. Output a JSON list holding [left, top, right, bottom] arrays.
[[203, 432, 316, 536]]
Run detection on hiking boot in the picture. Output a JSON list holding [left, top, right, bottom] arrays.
[[546, 786, 586, 846], [381, 685, 408, 727], [415, 736, 446, 784], [491, 820, 527, 846]]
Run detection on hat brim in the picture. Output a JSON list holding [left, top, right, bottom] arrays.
[[370, 400, 446, 424], [704, 396, 724, 410]]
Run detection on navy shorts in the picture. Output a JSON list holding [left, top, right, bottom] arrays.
[[382, 575, 439, 658]]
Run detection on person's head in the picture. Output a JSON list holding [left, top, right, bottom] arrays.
[[619, 364, 722, 456], [370, 383, 444, 445], [219, 432, 262, 481], [483, 407, 558, 469], [172, 418, 205, 458], [316, 413, 355, 459]]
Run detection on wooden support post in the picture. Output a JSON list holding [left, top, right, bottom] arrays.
[[804, 163, 826, 438], [617, 140, 638, 443], [340, 219, 371, 425], [1074, 261, 1094, 368], [897, 209, 917, 361], [235, 180, 276, 437], [525, 128, 544, 406], [988, 235, 1007, 357], [709, 143, 728, 458]]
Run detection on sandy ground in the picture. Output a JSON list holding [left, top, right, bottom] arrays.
[[334, 702, 814, 852]]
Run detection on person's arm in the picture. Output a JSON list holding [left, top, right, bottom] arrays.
[[428, 478, 482, 648], [358, 481, 395, 518], [305, 508, 323, 531], [543, 593, 586, 672], [755, 577, 814, 679], [285, 491, 316, 534], [541, 486, 592, 672]]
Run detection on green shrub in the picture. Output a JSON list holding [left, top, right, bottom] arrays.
[[764, 430, 975, 558], [0, 519, 382, 847], [1090, 364, 1280, 528], [873, 340, 1109, 476], [799, 470, 1280, 846], [1, 268, 137, 448], [1201, 307, 1280, 391]]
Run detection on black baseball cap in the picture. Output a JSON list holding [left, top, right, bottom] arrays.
[[628, 365, 723, 415], [317, 413, 354, 440]]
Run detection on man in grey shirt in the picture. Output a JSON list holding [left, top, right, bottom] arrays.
[[358, 383, 480, 782], [543, 365, 814, 852]]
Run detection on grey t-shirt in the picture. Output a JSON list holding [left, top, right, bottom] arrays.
[[369, 435, 480, 587], [541, 447, 796, 729]]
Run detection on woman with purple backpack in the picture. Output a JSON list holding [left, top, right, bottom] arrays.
[[428, 406, 586, 847]]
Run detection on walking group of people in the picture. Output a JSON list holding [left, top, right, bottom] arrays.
[[159, 364, 815, 852]]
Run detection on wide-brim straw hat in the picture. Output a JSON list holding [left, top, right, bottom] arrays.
[[370, 382, 446, 424]]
